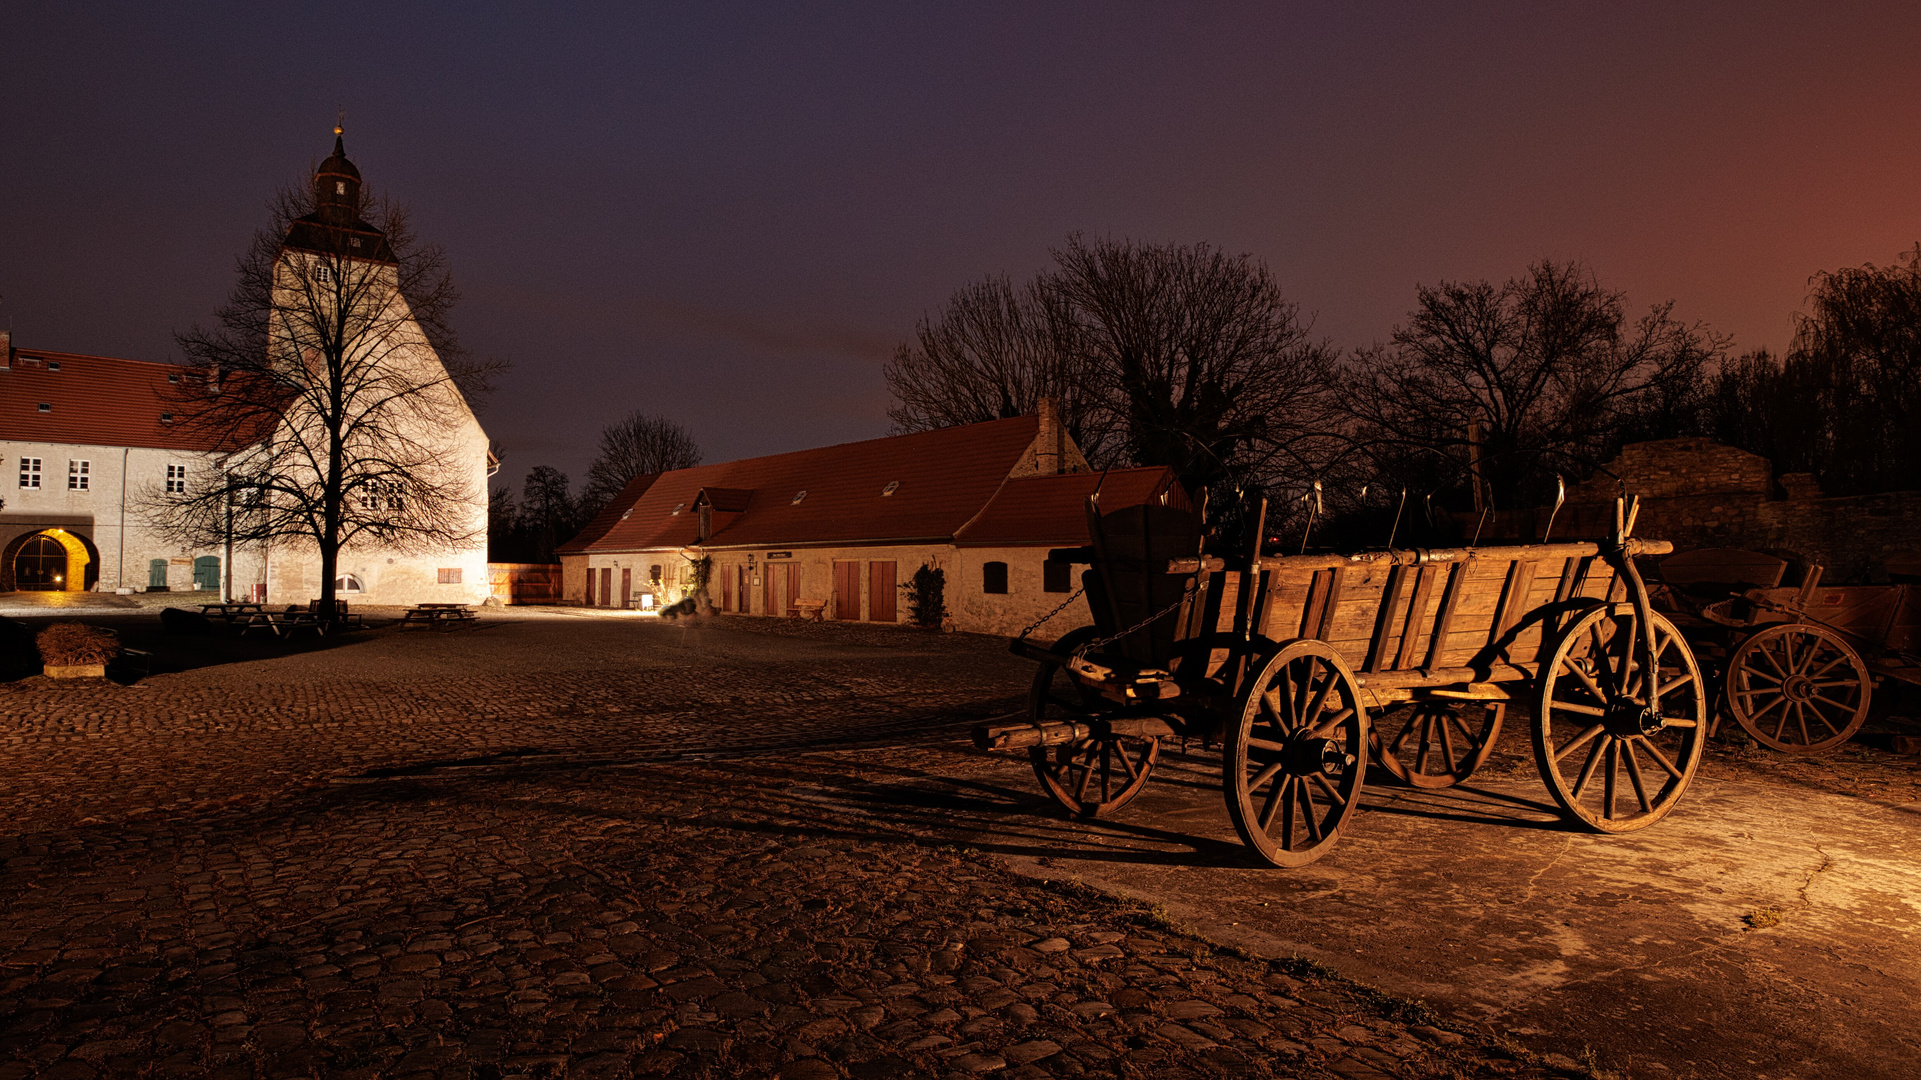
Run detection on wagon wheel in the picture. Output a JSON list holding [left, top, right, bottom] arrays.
[[1725, 623, 1870, 755], [1370, 701, 1505, 789], [1223, 640, 1369, 867], [1028, 628, 1159, 819], [1533, 607, 1707, 833]]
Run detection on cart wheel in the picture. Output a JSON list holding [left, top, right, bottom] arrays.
[[1533, 607, 1707, 833], [1371, 701, 1504, 789], [1224, 640, 1369, 867], [1027, 629, 1159, 819], [1725, 624, 1870, 755]]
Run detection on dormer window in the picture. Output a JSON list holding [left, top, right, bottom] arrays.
[[36, 403, 50, 413], [620, 509, 632, 520], [335, 181, 346, 195], [160, 413, 174, 424], [168, 373, 180, 383], [46, 362, 60, 372], [671, 502, 686, 515], [791, 490, 807, 504], [882, 480, 899, 496], [349, 237, 361, 248]]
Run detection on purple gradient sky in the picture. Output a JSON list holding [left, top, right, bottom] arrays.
[[5, 3, 1919, 487]]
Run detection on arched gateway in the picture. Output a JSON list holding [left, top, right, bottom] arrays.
[[3, 529, 98, 592]]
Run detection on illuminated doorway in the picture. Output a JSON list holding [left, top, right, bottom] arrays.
[[10, 529, 94, 592]]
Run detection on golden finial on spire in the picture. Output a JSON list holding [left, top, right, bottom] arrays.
[[335, 106, 345, 137]]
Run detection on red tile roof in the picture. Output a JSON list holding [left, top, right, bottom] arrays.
[[555, 473, 661, 555], [574, 416, 1045, 552], [566, 417, 1190, 554], [954, 467, 1189, 547], [0, 347, 231, 452]]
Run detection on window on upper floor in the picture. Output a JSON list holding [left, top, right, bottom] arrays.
[[165, 463, 187, 494], [983, 561, 1009, 594], [68, 460, 89, 491], [19, 458, 41, 489]]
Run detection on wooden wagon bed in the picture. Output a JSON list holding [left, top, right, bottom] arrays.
[[984, 496, 1707, 868]]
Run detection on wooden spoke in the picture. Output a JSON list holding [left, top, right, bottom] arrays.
[[1570, 736, 1606, 799], [1227, 640, 1368, 866], [1535, 606, 1706, 833], [1027, 628, 1159, 819], [1725, 624, 1870, 755], [1370, 700, 1504, 790], [1553, 723, 1606, 763], [1621, 739, 1654, 814]]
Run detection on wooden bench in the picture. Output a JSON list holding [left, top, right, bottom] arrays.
[[794, 599, 827, 623]]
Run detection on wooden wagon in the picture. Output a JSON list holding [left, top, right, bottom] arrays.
[[975, 497, 1710, 867], [1655, 548, 1921, 754]]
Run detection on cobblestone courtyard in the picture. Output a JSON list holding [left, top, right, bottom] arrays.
[[0, 611, 1913, 1079]]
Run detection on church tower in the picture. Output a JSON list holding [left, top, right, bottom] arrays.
[[283, 126, 395, 261]]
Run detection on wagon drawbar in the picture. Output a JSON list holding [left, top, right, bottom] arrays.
[[975, 496, 1709, 867]]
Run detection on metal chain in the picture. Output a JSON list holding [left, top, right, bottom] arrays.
[[1072, 591, 1190, 659], [1016, 587, 1085, 641]]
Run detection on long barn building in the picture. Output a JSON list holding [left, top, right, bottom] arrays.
[[557, 404, 1188, 637]]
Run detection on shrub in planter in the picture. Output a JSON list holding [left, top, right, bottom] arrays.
[[659, 596, 699, 619], [37, 623, 120, 676]]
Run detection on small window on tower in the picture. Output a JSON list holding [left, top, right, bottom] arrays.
[[336, 181, 346, 195]]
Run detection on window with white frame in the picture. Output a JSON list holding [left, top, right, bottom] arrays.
[[357, 481, 406, 512], [165, 463, 187, 493], [19, 458, 40, 489], [67, 460, 89, 491]]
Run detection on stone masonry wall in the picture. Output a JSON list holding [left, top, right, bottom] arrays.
[[1486, 437, 1921, 582]]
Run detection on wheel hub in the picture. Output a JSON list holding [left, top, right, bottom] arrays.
[[1604, 702, 1666, 737], [1286, 735, 1352, 778], [1782, 674, 1815, 703]]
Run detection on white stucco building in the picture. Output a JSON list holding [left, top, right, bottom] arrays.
[[0, 134, 491, 604]]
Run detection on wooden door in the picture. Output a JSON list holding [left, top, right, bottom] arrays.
[[584, 567, 596, 606], [786, 564, 802, 615], [868, 561, 897, 622], [600, 567, 613, 608], [763, 564, 781, 615], [738, 566, 749, 611], [720, 566, 733, 612], [621, 568, 632, 608], [833, 561, 860, 620]]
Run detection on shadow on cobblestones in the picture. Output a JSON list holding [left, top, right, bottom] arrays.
[[0, 756, 1558, 1080]]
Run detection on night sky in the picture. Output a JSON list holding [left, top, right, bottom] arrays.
[[6, 3, 1920, 488]]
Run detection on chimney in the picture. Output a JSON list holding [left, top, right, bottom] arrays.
[[1036, 396, 1061, 475]]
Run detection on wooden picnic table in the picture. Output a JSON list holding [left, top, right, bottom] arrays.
[[199, 602, 266, 623], [401, 603, 477, 629], [236, 610, 329, 639]]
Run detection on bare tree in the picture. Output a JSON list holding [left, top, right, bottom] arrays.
[[579, 412, 702, 516], [520, 465, 580, 562], [148, 137, 491, 610], [884, 275, 1117, 465], [1045, 236, 1339, 500], [886, 238, 1338, 506], [1344, 260, 1724, 510]]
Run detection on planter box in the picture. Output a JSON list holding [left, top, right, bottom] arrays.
[[44, 664, 107, 679]]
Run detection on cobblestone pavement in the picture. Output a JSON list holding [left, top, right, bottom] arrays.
[[0, 612, 1676, 1078]]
